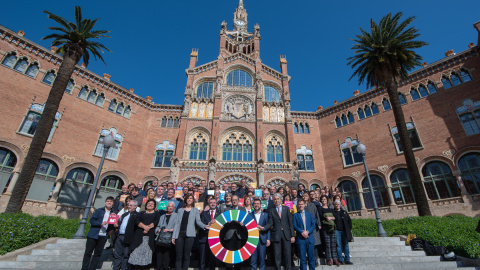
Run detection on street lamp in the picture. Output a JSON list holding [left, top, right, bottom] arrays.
[[73, 134, 116, 239], [356, 143, 387, 237]]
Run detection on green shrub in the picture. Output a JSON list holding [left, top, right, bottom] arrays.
[[0, 212, 89, 255], [352, 215, 480, 258]]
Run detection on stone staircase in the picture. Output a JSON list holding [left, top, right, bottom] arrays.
[[0, 237, 476, 270]]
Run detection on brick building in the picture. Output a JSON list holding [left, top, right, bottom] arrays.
[[0, 2, 480, 219]]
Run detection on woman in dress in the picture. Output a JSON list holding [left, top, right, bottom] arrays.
[[172, 194, 209, 270], [128, 199, 160, 268], [155, 201, 178, 270], [319, 195, 340, 266]]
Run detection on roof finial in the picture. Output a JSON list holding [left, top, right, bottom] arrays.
[[238, 0, 244, 8]]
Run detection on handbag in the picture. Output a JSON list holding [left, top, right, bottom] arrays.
[[155, 227, 173, 247]]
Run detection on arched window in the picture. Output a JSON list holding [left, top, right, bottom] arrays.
[[337, 180, 361, 211], [266, 135, 284, 162], [358, 108, 365, 119], [78, 86, 88, 100], [123, 105, 131, 118], [390, 169, 415, 204], [391, 122, 422, 153], [27, 158, 59, 201], [25, 63, 39, 78], [299, 123, 304, 133], [347, 112, 355, 123], [87, 90, 98, 103], [100, 175, 124, 191], [293, 123, 298, 133], [66, 168, 94, 184], [13, 58, 28, 73], [340, 137, 362, 167], [341, 114, 348, 126], [418, 85, 429, 97], [93, 128, 123, 160], [451, 73, 461, 86], [173, 117, 180, 128], [42, 71, 56, 85], [427, 82, 437, 94], [456, 100, 480, 136], [108, 99, 117, 112], [65, 79, 74, 94], [364, 105, 372, 117], [167, 117, 174, 128], [297, 147, 314, 171], [221, 133, 253, 162], [95, 93, 105, 107], [19, 103, 61, 141], [116, 103, 125, 115], [2, 53, 17, 68], [458, 153, 480, 194], [382, 98, 391, 111], [460, 70, 472, 83], [398, 93, 407, 105], [304, 123, 310, 133], [410, 88, 420, 101], [362, 175, 389, 208], [196, 82, 214, 98], [310, 184, 321, 191], [188, 133, 209, 160], [35, 159, 59, 180], [57, 167, 95, 207], [226, 69, 253, 87], [0, 148, 17, 192], [442, 76, 452, 89], [264, 86, 280, 102], [422, 161, 461, 200], [161, 116, 167, 127], [335, 116, 342, 128], [371, 103, 379, 115], [153, 141, 175, 168]]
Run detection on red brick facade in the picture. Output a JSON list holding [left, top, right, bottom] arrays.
[[0, 4, 479, 218]]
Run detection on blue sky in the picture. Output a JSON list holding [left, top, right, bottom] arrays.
[[2, 0, 479, 111]]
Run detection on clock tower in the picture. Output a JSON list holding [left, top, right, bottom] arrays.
[[233, 0, 248, 31]]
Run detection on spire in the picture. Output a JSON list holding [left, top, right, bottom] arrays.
[[238, 0, 244, 8], [233, 0, 248, 31]]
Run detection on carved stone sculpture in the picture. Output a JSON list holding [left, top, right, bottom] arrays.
[[221, 94, 255, 121], [170, 157, 180, 182], [291, 159, 300, 181], [208, 157, 216, 182]]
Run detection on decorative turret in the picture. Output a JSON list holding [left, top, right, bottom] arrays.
[[189, 48, 198, 68], [233, 0, 248, 32]]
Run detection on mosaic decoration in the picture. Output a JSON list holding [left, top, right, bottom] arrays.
[[208, 210, 259, 264]]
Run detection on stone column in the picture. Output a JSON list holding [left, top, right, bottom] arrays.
[[4, 170, 20, 195], [49, 177, 64, 202], [453, 170, 472, 206], [257, 160, 265, 186], [386, 184, 398, 213], [358, 190, 368, 217]]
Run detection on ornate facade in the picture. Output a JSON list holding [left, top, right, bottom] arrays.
[[0, 2, 480, 219]]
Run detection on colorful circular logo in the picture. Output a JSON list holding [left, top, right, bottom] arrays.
[[208, 210, 259, 264]]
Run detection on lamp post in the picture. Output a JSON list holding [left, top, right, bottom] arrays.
[[73, 134, 116, 239], [356, 143, 387, 237]]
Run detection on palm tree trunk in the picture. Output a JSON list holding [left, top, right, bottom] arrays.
[[5, 48, 82, 213], [385, 77, 432, 216]]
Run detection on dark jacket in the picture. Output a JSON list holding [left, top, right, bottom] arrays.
[[333, 209, 353, 241], [130, 211, 161, 251], [250, 211, 271, 244], [117, 210, 139, 246], [87, 207, 116, 239], [199, 208, 220, 243], [264, 205, 294, 241]]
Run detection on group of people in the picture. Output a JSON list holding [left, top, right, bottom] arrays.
[[81, 180, 353, 270]]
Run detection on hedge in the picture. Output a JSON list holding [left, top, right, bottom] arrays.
[[0, 212, 88, 255], [352, 215, 480, 258], [1, 213, 479, 258]]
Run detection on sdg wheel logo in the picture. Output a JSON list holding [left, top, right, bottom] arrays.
[[208, 210, 259, 264]]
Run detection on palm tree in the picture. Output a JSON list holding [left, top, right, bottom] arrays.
[[347, 12, 432, 216], [5, 6, 111, 213]]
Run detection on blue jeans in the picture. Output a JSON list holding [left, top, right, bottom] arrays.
[[335, 231, 350, 262]]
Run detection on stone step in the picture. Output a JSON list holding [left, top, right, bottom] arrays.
[[349, 250, 426, 257], [0, 261, 35, 269], [350, 241, 405, 246], [45, 243, 89, 250], [345, 256, 446, 264], [348, 245, 411, 251], [55, 238, 86, 244], [28, 261, 112, 270], [31, 249, 84, 256]]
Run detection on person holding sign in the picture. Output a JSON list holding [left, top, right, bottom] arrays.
[[155, 201, 178, 270], [199, 197, 220, 270], [293, 199, 316, 270], [173, 194, 210, 270], [81, 196, 116, 270], [250, 198, 270, 270], [113, 200, 138, 270]]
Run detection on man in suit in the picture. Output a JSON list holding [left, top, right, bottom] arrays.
[[81, 197, 116, 270], [113, 200, 139, 270], [293, 199, 316, 270], [228, 195, 246, 212], [199, 197, 221, 270], [263, 193, 295, 270], [250, 199, 270, 270], [262, 190, 275, 210], [231, 183, 245, 198]]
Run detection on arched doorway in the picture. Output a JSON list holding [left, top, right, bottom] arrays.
[[94, 175, 124, 209], [26, 158, 58, 202], [337, 180, 361, 212], [57, 167, 94, 207]]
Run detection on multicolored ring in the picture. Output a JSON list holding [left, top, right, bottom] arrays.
[[208, 210, 259, 264]]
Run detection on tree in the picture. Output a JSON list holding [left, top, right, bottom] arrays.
[[347, 12, 432, 216], [5, 6, 111, 213]]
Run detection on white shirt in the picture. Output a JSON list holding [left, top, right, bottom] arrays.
[[254, 212, 261, 223], [119, 213, 130, 235], [99, 210, 110, 236]]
